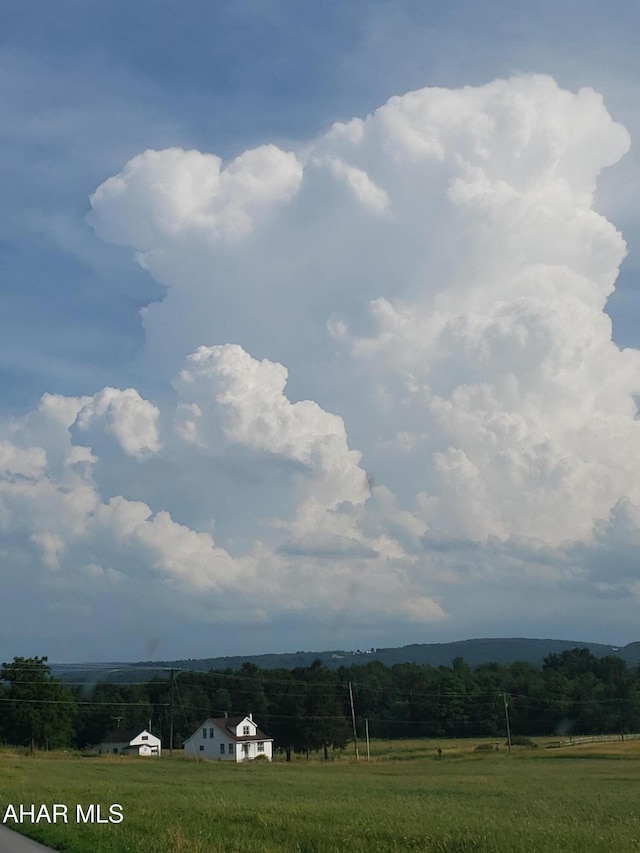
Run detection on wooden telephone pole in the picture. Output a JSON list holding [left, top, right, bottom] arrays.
[[169, 669, 175, 757], [348, 682, 359, 761], [503, 692, 512, 754], [365, 718, 371, 761]]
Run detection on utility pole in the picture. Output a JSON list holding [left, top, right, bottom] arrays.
[[618, 702, 625, 741], [365, 718, 371, 762], [503, 692, 512, 754], [348, 682, 359, 761], [169, 669, 175, 757]]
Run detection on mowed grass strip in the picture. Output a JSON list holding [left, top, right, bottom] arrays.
[[1, 743, 640, 852]]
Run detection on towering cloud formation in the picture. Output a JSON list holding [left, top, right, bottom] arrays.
[[3, 74, 639, 654], [337, 78, 638, 545]]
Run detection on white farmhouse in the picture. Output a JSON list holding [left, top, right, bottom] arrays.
[[183, 714, 273, 762], [93, 728, 161, 757]]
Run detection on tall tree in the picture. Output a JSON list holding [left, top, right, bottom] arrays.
[[1, 656, 77, 751], [297, 660, 349, 759]]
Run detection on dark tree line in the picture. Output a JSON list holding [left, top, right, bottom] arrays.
[[0, 657, 77, 752], [2, 648, 640, 754]]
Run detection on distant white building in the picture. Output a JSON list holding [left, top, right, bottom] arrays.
[[184, 714, 273, 762], [93, 728, 161, 757]]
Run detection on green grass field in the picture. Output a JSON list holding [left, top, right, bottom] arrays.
[[1, 739, 640, 852]]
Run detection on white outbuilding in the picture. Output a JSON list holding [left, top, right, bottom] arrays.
[[93, 728, 162, 756], [183, 714, 273, 761]]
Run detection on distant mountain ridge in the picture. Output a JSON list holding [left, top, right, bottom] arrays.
[[51, 637, 640, 684]]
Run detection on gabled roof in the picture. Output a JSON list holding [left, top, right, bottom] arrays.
[[218, 715, 246, 728], [211, 716, 272, 742], [99, 728, 143, 744], [186, 716, 273, 743]]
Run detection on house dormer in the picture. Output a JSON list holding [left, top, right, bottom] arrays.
[[229, 714, 256, 737]]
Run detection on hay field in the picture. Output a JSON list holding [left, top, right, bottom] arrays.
[[1, 740, 639, 852]]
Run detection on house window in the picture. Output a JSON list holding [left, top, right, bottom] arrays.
[[210, 727, 214, 738], [220, 743, 225, 755], [228, 744, 233, 755], [112, 748, 118, 754], [243, 725, 250, 735], [200, 745, 204, 752], [141, 735, 148, 741], [203, 728, 207, 738], [257, 742, 264, 752]]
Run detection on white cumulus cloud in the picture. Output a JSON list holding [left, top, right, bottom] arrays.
[[75, 387, 161, 458], [88, 144, 303, 250], [173, 343, 370, 510], [5, 73, 640, 654]]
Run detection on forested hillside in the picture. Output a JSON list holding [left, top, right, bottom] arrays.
[[51, 637, 638, 684], [2, 648, 639, 757]]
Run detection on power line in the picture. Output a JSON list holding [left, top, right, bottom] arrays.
[[0, 696, 169, 707], [3, 670, 635, 711], [0, 694, 633, 732]]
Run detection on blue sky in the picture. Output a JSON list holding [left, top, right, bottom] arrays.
[[2, 1, 640, 661]]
